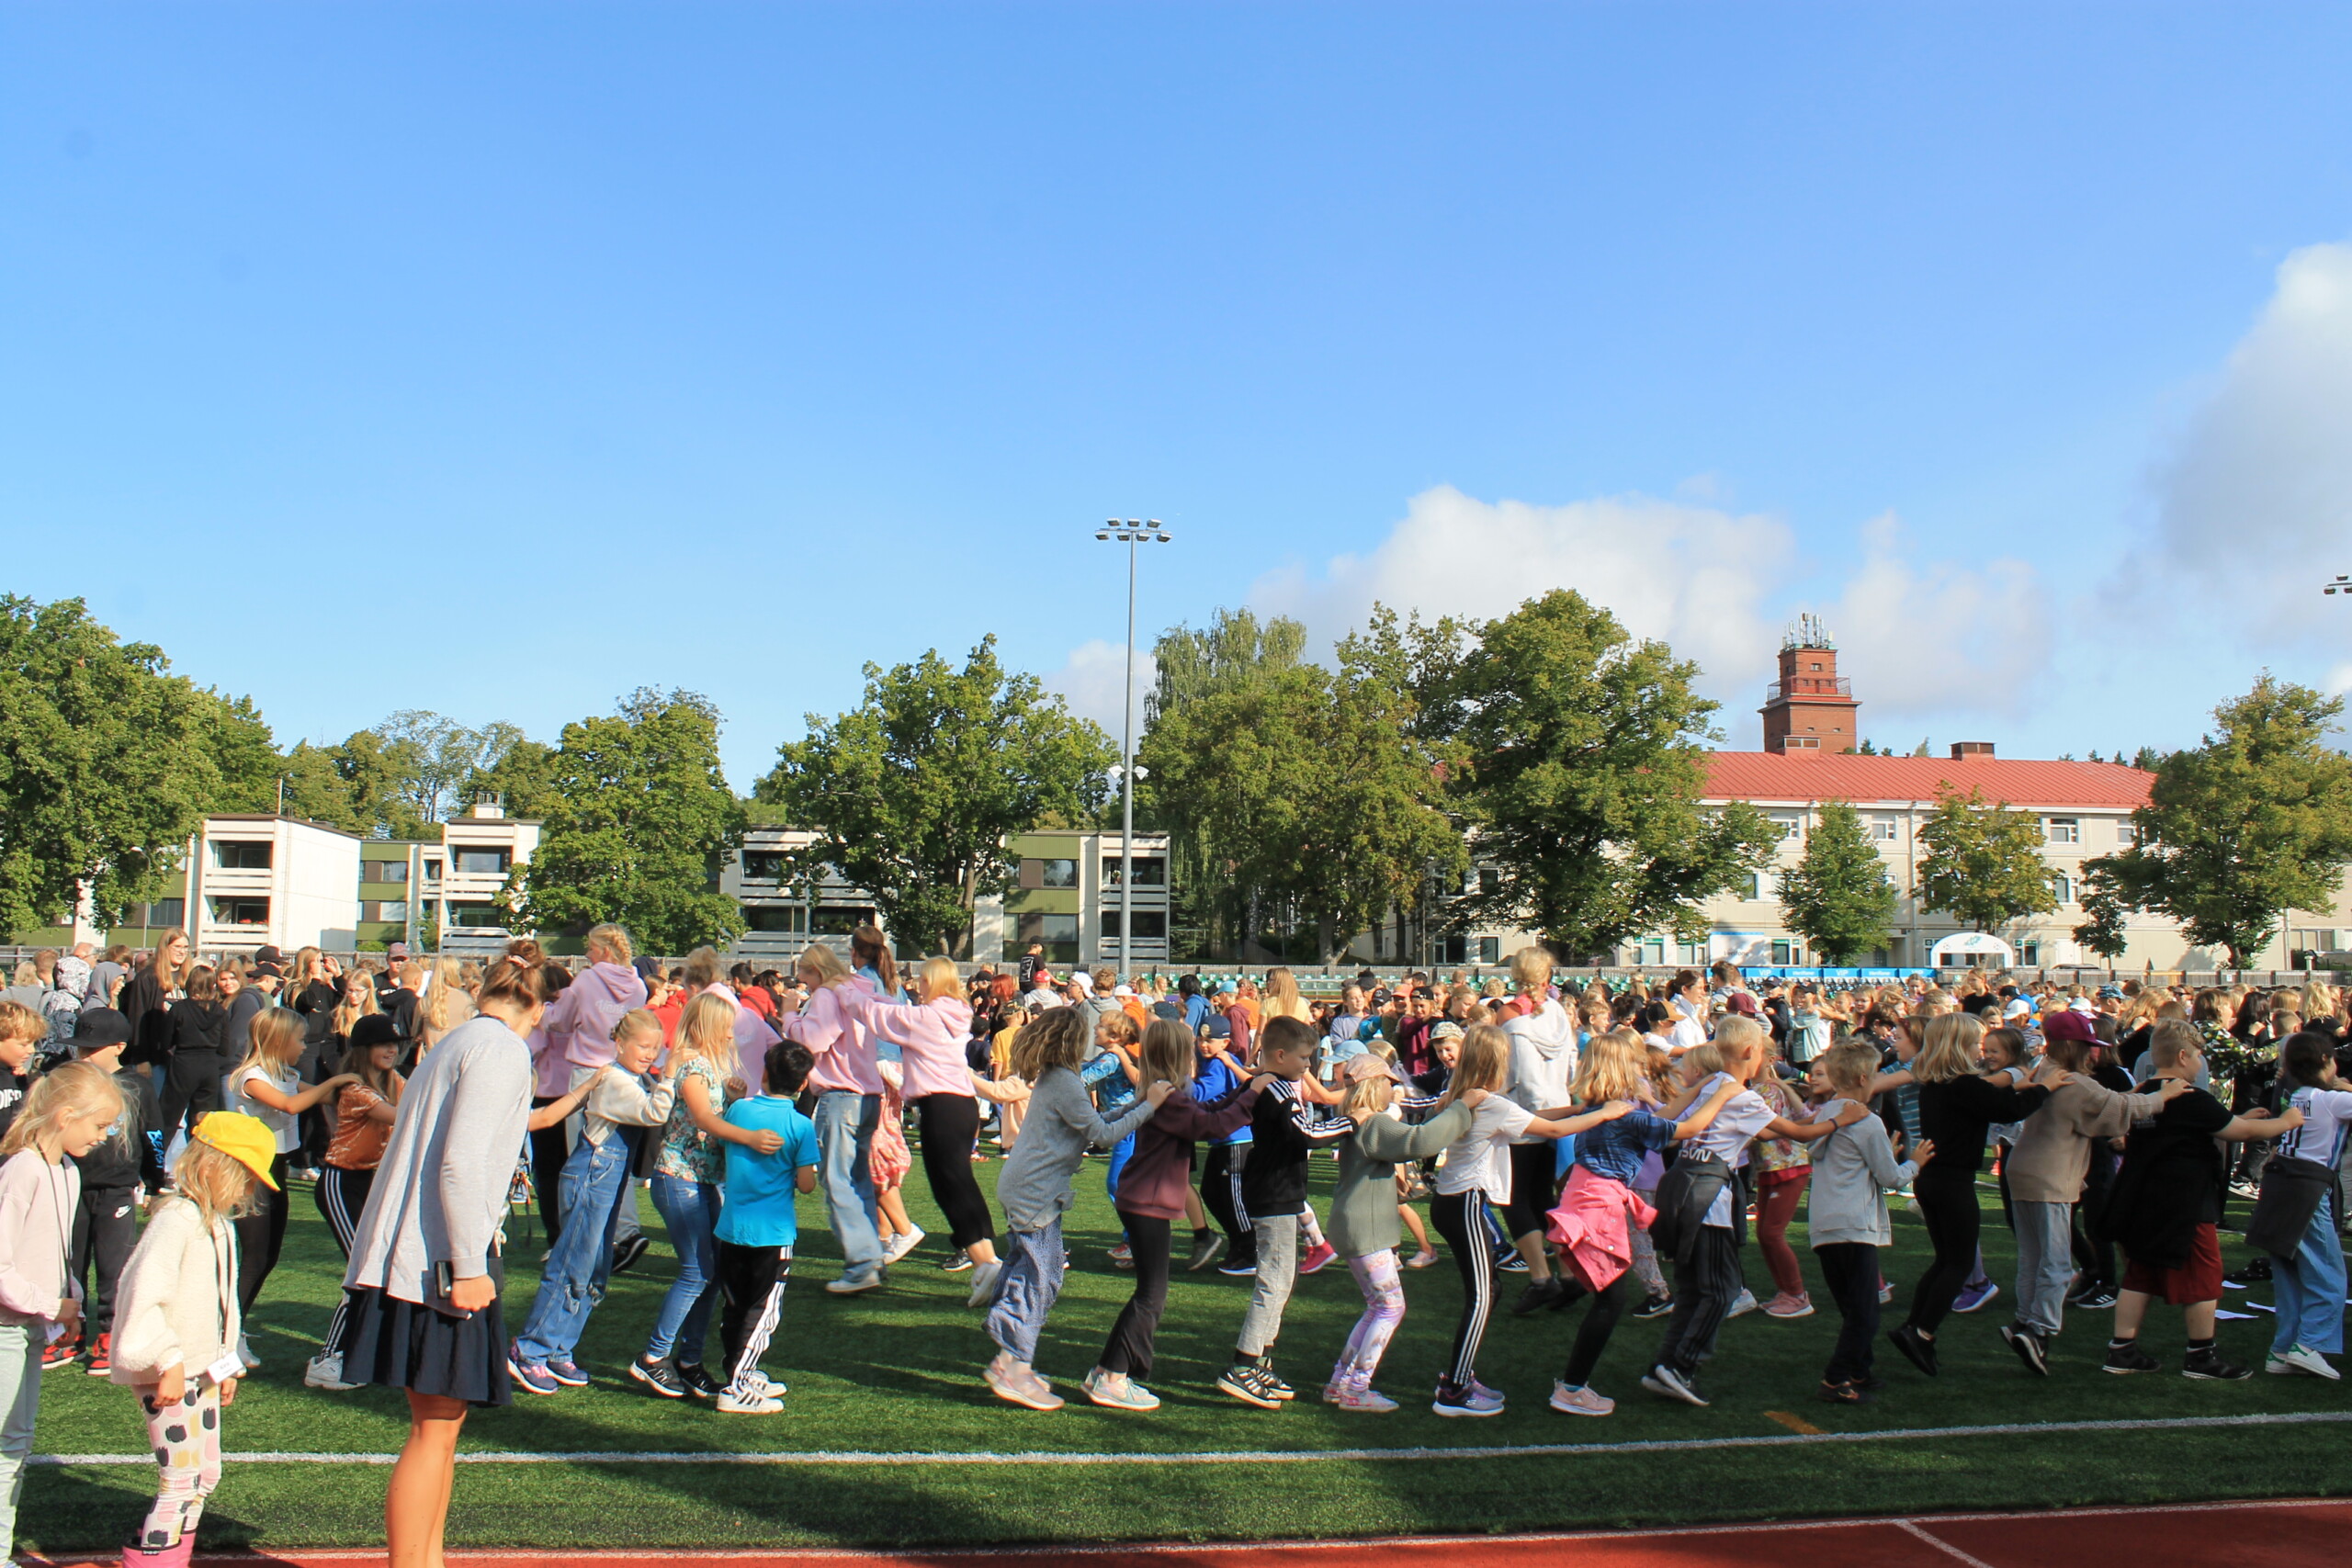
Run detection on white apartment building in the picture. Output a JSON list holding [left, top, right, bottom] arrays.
[[183, 815, 364, 954]]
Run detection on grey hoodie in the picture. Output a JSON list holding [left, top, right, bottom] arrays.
[[1503, 999, 1577, 1145]]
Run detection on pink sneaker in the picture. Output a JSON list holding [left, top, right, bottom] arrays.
[[1299, 1242, 1337, 1275], [1762, 1292, 1815, 1319], [1330, 1385, 1399, 1413]]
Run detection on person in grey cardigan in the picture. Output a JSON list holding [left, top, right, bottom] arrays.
[[334, 957, 545, 1568], [1808, 1043, 1929, 1405]]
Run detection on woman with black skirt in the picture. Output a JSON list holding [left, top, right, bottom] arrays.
[[1886, 1011, 2063, 1376], [337, 957, 543, 1568]]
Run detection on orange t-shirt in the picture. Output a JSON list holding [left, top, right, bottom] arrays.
[[324, 1079, 402, 1171]]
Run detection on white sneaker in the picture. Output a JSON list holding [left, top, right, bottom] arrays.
[[883, 1225, 926, 1265], [303, 1352, 359, 1392], [2267, 1345, 2343, 1381], [966, 1258, 1004, 1308], [1726, 1289, 1758, 1318], [236, 1333, 260, 1371], [715, 1388, 785, 1414]]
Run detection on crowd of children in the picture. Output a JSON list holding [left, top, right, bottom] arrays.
[[3, 934, 2347, 1568]]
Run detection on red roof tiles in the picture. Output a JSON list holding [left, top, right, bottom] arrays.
[[1702, 751, 2154, 810]]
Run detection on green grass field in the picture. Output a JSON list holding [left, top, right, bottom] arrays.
[[19, 1148, 2350, 1554]]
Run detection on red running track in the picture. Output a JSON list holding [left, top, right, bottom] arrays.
[[28, 1499, 2352, 1568]]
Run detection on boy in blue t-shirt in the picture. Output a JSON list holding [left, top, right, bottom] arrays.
[[714, 1040, 821, 1414]]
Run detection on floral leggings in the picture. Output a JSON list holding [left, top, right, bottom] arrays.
[[138, 1382, 221, 1550], [1330, 1249, 1407, 1392]]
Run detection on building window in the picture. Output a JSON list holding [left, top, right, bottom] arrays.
[[2051, 874, 2075, 906], [364, 860, 409, 885], [2021, 942, 2041, 966], [1013, 911, 1080, 965], [811, 906, 874, 937], [362, 900, 409, 924], [1679, 942, 1708, 964], [2044, 818, 2080, 844], [1741, 872, 1763, 900], [1770, 813, 1804, 840], [453, 848, 512, 876], [1870, 814, 1899, 841], [209, 897, 269, 926], [1476, 937, 1501, 965], [1640, 939, 1666, 965], [1101, 910, 1169, 941], [1019, 858, 1078, 889], [1102, 855, 1167, 887], [1770, 939, 1799, 965], [423, 859, 443, 883], [211, 840, 272, 871], [745, 905, 809, 933], [1781, 735, 1820, 750], [126, 899, 186, 930], [1477, 867, 1502, 897], [2117, 821, 2141, 846], [446, 902, 503, 929], [741, 852, 787, 882]]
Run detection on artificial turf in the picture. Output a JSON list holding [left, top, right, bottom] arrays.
[[19, 1147, 2350, 1552]]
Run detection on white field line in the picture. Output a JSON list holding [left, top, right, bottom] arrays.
[[33, 1406, 2352, 1468], [139, 1497, 2352, 1562]]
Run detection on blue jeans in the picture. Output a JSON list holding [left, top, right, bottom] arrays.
[[1106, 1131, 1136, 1243], [2270, 1192, 2347, 1357], [815, 1090, 886, 1283], [645, 1173, 723, 1364], [985, 1219, 1065, 1364], [515, 1134, 634, 1363]]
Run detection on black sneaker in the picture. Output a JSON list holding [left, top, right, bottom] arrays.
[[679, 1360, 724, 1399], [1184, 1233, 1227, 1273], [1632, 1293, 1676, 1320], [1259, 1363, 1296, 1402], [2184, 1348, 2253, 1382], [1216, 1362, 1282, 1409], [2072, 1286, 2118, 1310], [1886, 1323, 1939, 1377], [611, 1235, 651, 1276], [1510, 1279, 1565, 1316], [1498, 1253, 1530, 1274], [1818, 1378, 1873, 1405], [2001, 1322, 2050, 1377], [2223, 1258, 2272, 1285], [2103, 1341, 2160, 1375], [628, 1356, 687, 1398]]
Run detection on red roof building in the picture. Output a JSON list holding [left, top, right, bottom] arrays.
[[1702, 751, 2154, 812]]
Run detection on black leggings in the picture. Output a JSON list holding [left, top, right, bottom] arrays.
[[1430, 1191, 1496, 1393], [1202, 1144, 1256, 1268], [529, 1097, 571, 1243], [1098, 1212, 1173, 1378], [1815, 1241, 1881, 1383], [314, 1164, 375, 1355], [1500, 1142, 1558, 1244], [1905, 1165, 1982, 1335], [914, 1095, 995, 1249], [2072, 1151, 2120, 1290], [156, 1050, 223, 1156], [1558, 1272, 1628, 1387], [234, 1153, 292, 1317]]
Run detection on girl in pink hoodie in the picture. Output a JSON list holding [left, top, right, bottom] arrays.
[[845, 958, 1004, 1305]]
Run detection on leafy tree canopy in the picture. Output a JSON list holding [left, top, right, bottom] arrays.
[[1915, 786, 2055, 935], [1778, 800, 1898, 964]]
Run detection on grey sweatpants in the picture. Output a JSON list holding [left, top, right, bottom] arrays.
[[1237, 1213, 1300, 1357], [2013, 1200, 2075, 1337]]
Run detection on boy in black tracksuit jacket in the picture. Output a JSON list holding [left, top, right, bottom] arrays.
[[60, 1007, 166, 1371], [1220, 1016, 1358, 1407]]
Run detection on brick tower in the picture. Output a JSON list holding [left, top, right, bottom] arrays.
[[1761, 614, 1860, 752]]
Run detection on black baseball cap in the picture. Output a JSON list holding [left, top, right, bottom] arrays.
[[71, 1008, 133, 1048]]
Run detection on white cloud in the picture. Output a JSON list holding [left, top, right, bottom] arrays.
[[1042, 637, 1157, 745], [1829, 513, 2052, 716], [1246, 484, 1795, 694], [2152, 242, 2352, 617]]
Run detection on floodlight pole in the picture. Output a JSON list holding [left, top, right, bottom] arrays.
[[1096, 519, 1170, 979]]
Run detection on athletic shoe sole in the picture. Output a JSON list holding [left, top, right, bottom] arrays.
[[1216, 1373, 1282, 1410], [627, 1359, 688, 1398], [1430, 1400, 1504, 1417]]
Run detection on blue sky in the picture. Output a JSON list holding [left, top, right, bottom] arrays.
[[6, 4, 2351, 785]]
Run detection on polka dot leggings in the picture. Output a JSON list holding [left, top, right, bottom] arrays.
[[137, 1382, 221, 1550]]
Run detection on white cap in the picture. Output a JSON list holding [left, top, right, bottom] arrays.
[[1113, 985, 1135, 998], [1069, 971, 1094, 993]]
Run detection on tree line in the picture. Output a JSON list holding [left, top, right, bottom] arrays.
[[6, 590, 2349, 967]]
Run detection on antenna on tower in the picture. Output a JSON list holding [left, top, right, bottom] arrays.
[[1782, 613, 1836, 652]]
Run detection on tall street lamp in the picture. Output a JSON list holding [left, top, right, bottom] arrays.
[[1096, 517, 1172, 980]]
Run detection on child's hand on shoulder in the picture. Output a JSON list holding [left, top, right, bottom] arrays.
[[1460, 1087, 1490, 1108], [1602, 1099, 1632, 1119], [1143, 1079, 1177, 1107]]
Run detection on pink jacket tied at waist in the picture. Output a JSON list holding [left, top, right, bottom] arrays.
[[1546, 1164, 1657, 1293], [843, 989, 975, 1100], [780, 976, 886, 1097]]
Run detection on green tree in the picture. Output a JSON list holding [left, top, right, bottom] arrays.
[[519, 689, 747, 953], [0, 596, 227, 932], [198, 692, 285, 813], [758, 637, 1115, 958], [1777, 800, 1898, 964], [369, 711, 526, 823], [463, 739, 562, 821], [2086, 675, 2352, 967], [1915, 786, 2056, 934], [1446, 589, 1777, 958], [2072, 859, 2132, 963]]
